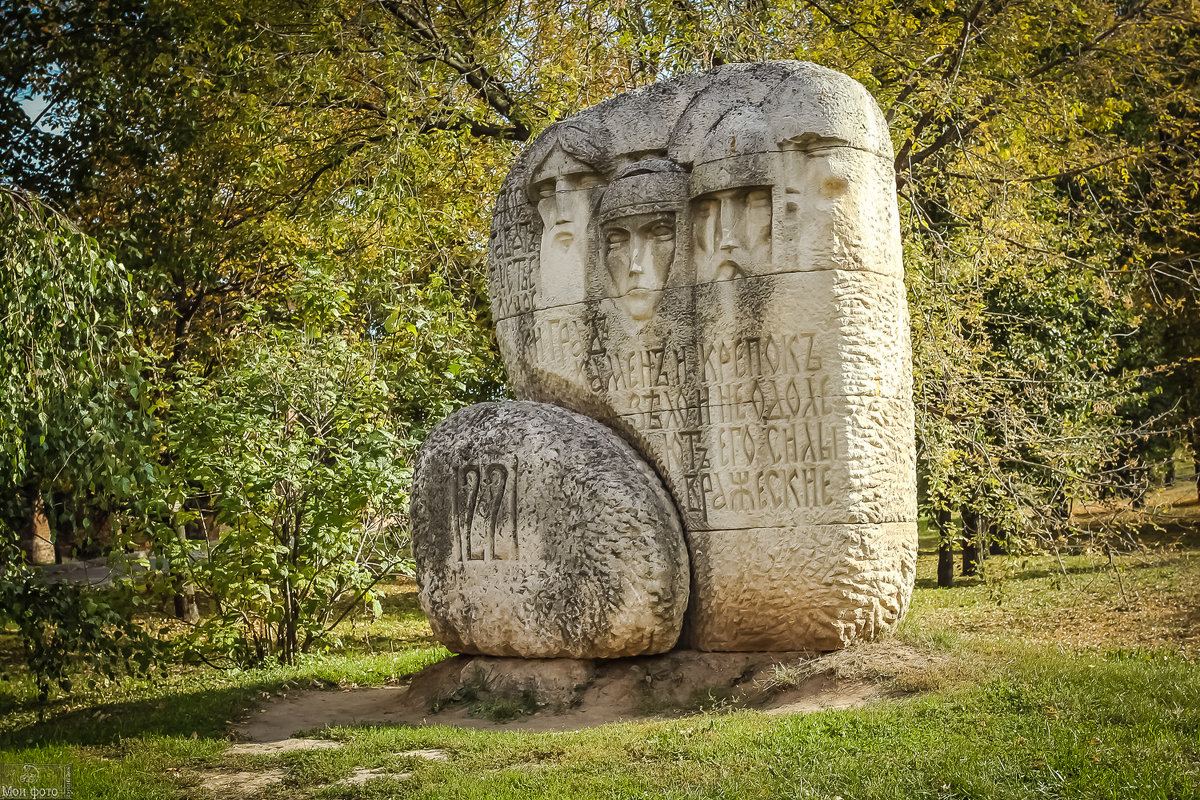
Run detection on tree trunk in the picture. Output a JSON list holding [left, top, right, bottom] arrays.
[[988, 520, 1008, 556], [961, 506, 981, 577], [280, 578, 298, 666], [172, 508, 200, 624], [54, 491, 75, 563], [26, 491, 55, 565], [936, 507, 955, 588], [173, 586, 199, 623], [95, 511, 114, 549], [286, 591, 298, 665], [1192, 416, 1200, 502], [1053, 496, 1071, 525], [277, 509, 301, 666], [287, 516, 301, 663]]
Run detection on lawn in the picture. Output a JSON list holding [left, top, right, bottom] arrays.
[[2, 483, 1197, 799]]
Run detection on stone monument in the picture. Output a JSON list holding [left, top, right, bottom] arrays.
[[414, 60, 917, 656]]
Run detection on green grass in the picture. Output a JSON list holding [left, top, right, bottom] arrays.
[[2, 501, 1198, 799], [302, 655, 1198, 799]]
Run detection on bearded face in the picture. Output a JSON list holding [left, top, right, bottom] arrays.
[[691, 186, 772, 282]]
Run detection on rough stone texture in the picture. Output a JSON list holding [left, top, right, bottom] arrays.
[[488, 60, 917, 651], [411, 401, 689, 658], [464, 658, 597, 708]]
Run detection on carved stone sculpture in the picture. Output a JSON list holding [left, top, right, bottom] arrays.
[[488, 61, 917, 651], [411, 401, 689, 658]]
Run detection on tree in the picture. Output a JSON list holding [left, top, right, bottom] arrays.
[[167, 327, 412, 665], [0, 0, 510, 400], [1103, 10, 1200, 500], [780, 0, 1194, 560], [0, 186, 151, 548], [2, 0, 507, 625], [0, 187, 154, 701]]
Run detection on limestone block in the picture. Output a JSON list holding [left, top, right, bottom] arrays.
[[411, 401, 689, 659], [486, 60, 917, 651], [497, 268, 911, 404], [683, 522, 918, 651]]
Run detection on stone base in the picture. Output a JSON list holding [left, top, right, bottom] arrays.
[[410, 649, 827, 720], [463, 657, 598, 710]]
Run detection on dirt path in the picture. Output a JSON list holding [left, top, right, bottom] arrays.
[[236, 686, 411, 744]]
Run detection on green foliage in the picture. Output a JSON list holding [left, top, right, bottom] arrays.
[[167, 328, 414, 666], [0, 579, 447, 745], [6, 0, 1178, 541], [0, 188, 148, 510], [783, 0, 1191, 533], [0, 188, 156, 702], [3, 1, 507, 679], [0, 563, 153, 705]]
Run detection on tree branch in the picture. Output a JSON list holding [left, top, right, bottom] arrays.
[[377, 0, 532, 141], [895, 0, 1160, 187]]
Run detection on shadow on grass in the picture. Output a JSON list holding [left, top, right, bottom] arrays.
[[0, 577, 438, 750], [1075, 518, 1200, 549], [0, 679, 272, 748], [1011, 549, 1199, 581], [915, 576, 978, 590], [913, 560, 1103, 591], [338, 632, 440, 654]]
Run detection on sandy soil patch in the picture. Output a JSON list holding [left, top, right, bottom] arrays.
[[195, 767, 286, 796], [336, 766, 412, 786], [226, 737, 345, 755]]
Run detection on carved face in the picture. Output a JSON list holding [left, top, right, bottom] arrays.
[[531, 160, 603, 276], [691, 186, 772, 282], [601, 211, 677, 322]]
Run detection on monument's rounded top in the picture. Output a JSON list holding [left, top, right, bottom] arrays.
[[667, 61, 892, 162], [496, 60, 893, 216]]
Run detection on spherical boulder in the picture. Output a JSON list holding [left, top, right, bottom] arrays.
[[411, 401, 689, 659]]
